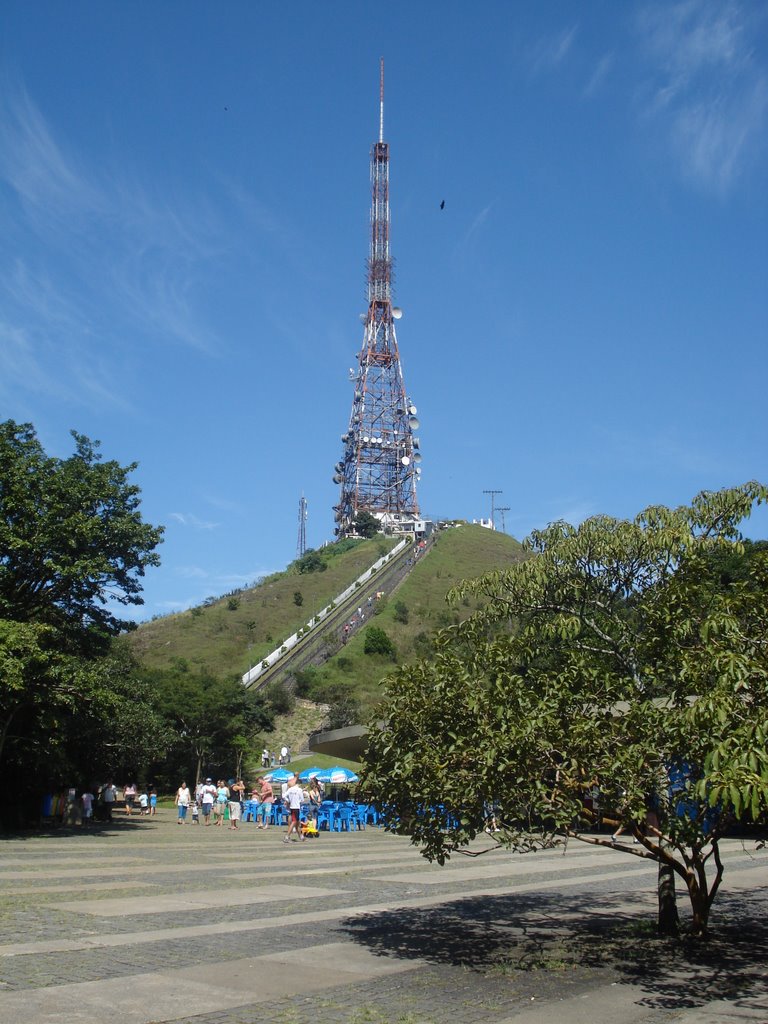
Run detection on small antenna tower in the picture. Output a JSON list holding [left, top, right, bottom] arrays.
[[497, 506, 511, 534], [483, 489, 503, 530], [296, 494, 308, 558]]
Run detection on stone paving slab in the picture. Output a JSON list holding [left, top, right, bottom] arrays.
[[0, 941, 418, 1024], [56, 883, 347, 917], [0, 821, 766, 1024]]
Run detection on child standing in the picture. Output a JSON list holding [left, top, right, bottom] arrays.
[[81, 789, 94, 825]]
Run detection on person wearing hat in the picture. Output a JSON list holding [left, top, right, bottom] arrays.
[[200, 778, 216, 825]]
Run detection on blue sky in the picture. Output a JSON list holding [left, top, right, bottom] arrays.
[[1, 1, 766, 621]]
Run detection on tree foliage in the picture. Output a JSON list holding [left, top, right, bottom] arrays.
[[354, 510, 381, 539], [0, 421, 165, 815], [363, 625, 396, 659], [144, 665, 275, 789], [0, 421, 163, 651], [361, 483, 768, 937]]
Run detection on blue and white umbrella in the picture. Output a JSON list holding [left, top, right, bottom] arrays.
[[315, 766, 360, 785], [297, 767, 323, 782], [262, 767, 295, 783]]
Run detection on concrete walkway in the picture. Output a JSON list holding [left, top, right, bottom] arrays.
[[0, 817, 765, 1024]]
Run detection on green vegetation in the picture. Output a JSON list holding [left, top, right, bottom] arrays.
[[354, 510, 381, 538], [126, 535, 397, 680], [300, 526, 524, 714], [0, 420, 165, 821], [363, 625, 396, 658], [362, 484, 768, 938]]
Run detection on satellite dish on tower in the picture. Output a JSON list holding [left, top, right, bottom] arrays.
[[409, 416, 420, 430], [392, 307, 403, 319], [401, 456, 410, 466]]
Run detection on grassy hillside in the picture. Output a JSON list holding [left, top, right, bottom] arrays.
[[127, 536, 397, 680], [292, 525, 525, 713]]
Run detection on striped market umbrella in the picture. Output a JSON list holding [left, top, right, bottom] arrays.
[[261, 767, 295, 783], [315, 766, 360, 785]]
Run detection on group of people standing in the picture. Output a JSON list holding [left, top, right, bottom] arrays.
[[78, 782, 157, 823], [174, 778, 246, 827], [173, 773, 324, 840]]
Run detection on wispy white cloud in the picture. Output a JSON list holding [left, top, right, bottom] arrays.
[[168, 512, 221, 531], [583, 54, 615, 99], [464, 203, 494, 246], [0, 321, 59, 399], [531, 25, 579, 74], [0, 83, 228, 414], [176, 566, 209, 579], [204, 494, 245, 514], [636, 0, 767, 192], [0, 87, 105, 230], [544, 498, 598, 527], [602, 425, 726, 477]]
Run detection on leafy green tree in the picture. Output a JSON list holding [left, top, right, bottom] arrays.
[[363, 625, 396, 659], [354, 510, 381, 539], [0, 422, 164, 811], [362, 483, 768, 937], [295, 549, 326, 574], [0, 421, 163, 651], [293, 591, 304, 607], [146, 667, 274, 788]]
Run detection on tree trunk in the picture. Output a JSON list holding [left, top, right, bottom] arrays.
[[657, 856, 679, 936]]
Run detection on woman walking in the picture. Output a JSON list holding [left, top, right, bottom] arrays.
[[175, 781, 191, 824]]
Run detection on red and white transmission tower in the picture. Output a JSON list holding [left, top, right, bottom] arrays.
[[333, 59, 421, 538]]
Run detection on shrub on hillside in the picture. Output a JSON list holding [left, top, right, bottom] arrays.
[[326, 694, 362, 730], [292, 667, 318, 697], [364, 625, 396, 659], [393, 600, 409, 624], [263, 682, 295, 716]]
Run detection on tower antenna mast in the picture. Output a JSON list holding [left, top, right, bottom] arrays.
[[379, 56, 385, 144], [296, 494, 308, 558], [332, 60, 421, 539], [497, 506, 511, 534]]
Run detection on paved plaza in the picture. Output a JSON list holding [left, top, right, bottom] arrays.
[[0, 816, 766, 1024]]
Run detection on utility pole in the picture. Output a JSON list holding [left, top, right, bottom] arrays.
[[483, 489, 503, 531], [496, 506, 511, 534]]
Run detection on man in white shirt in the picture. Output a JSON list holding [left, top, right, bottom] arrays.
[[200, 778, 216, 825], [283, 776, 305, 844]]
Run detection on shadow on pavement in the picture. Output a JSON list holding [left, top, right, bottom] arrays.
[[340, 886, 768, 1014], [0, 818, 155, 840]]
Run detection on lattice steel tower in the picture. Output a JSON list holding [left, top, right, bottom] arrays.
[[332, 58, 421, 538]]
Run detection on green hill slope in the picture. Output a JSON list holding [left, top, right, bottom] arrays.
[[289, 525, 525, 715], [127, 536, 397, 680], [128, 525, 524, 727]]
